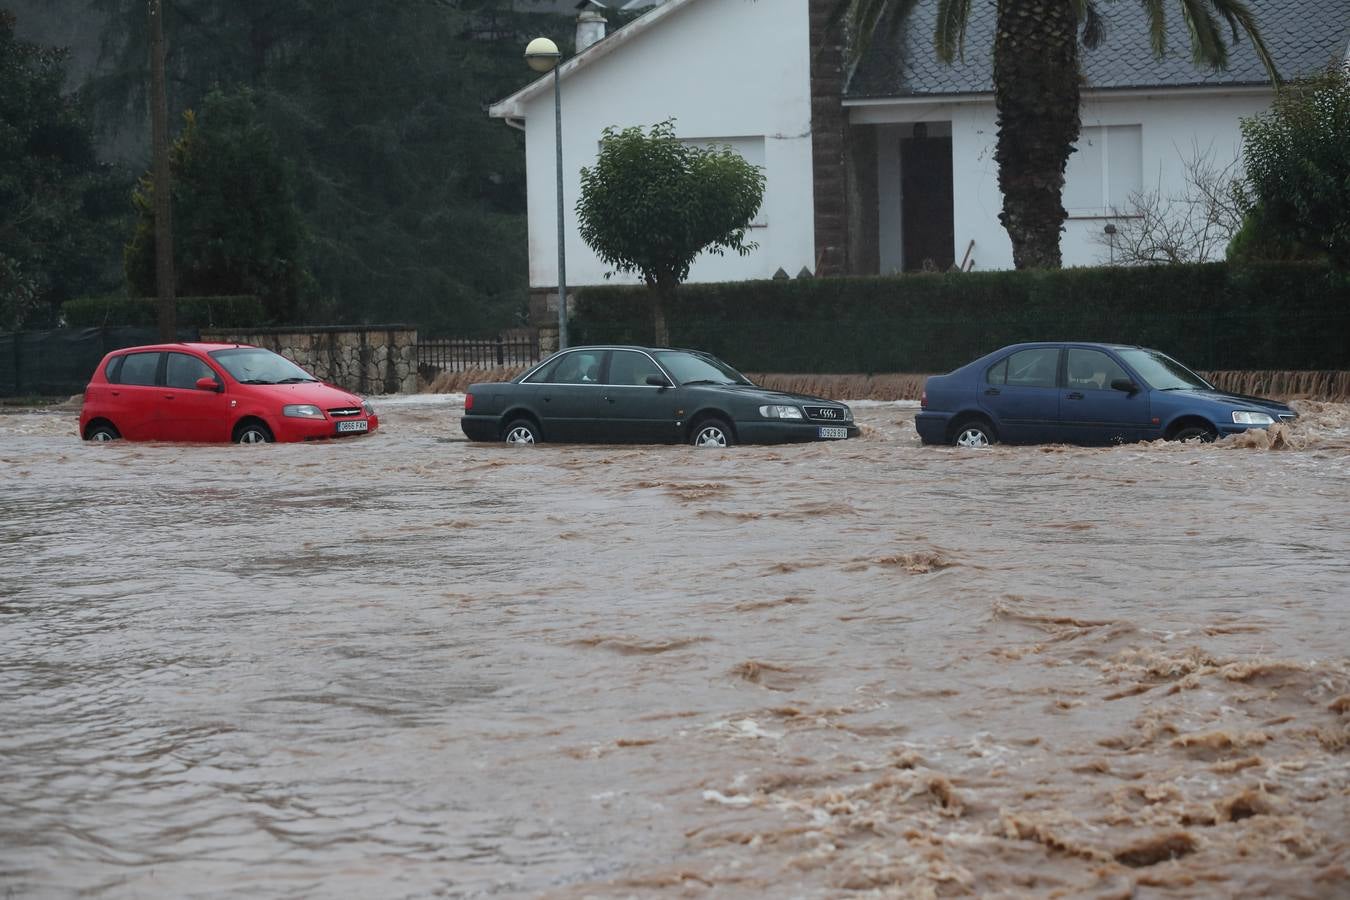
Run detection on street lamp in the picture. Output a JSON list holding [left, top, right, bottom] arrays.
[[525, 37, 568, 350]]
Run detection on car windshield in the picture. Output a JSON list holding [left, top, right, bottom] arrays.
[[210, 348, 318, 384], [652, 351, 753, 386], [1117, 349, 1211, 391]]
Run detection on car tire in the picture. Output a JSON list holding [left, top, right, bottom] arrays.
[[951, 418, 996, 448], [503, 418, 541, 445], [233, 421, 274, 444], [86, 423, 120, 442], [1172, 424, 1217, 443], [690, 418, 735, 448]]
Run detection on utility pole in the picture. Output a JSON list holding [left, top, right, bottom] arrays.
[[148, 0, 175, 341]]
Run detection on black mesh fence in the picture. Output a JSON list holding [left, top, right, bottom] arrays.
[[0, 327, 199, 398]]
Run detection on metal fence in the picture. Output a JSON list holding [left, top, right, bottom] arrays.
[[417, 332, 540, 374]]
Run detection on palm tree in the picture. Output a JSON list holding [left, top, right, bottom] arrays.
[[833, 0, 1277, 269]]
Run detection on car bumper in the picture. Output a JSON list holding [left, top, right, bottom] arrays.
[[1216, 422, 1274, 438], [275, 414, 378, 442], [461, 416, 500, 441], [733, 420, 861, 443], [914, 412, 950, 444]]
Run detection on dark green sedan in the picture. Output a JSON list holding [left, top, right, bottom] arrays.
[[460, 346, 860, 447]]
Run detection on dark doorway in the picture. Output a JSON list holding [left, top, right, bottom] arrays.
[[900, 134, 955, 272]]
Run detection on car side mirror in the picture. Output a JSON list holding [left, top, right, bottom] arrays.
[[196, 376, 222, 393], [645, 374, 671, 388], [1110, 378, 1138, 394]]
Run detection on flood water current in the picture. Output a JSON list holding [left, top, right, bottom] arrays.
[[1, 397, 1347, 899]]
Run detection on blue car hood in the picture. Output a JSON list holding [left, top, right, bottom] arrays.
[[1163, 388, 1293, 415]]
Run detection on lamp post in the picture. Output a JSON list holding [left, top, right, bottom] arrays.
[[525, 37, 568, 350]]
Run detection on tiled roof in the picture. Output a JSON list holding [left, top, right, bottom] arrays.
[[845, 0, 1350, 100]]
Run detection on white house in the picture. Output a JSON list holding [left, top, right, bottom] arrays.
[[490, 0, 817, 302], [490, 0, 1350, 308]]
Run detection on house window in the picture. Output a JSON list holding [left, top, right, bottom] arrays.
[[680, 136, 767, 227], [1064, 125, 1141, 216]]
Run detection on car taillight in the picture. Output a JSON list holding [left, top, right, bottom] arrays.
[[464, 392, 474, 411], [920, 389, 928, 409]]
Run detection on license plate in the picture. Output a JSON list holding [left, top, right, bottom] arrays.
[[336, 420, 369, 433], [818, 426, 848, 440]]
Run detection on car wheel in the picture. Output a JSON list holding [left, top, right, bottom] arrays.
[[503, 419, 541, 445], [233, 421, 274, 444], [1172, 424, 1217, 443], [951, 419, 996, 448], [690, 419, 734, 448], [86, 423, 120, 442]]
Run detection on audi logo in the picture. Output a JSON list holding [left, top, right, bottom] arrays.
[[819, 409, 839, 419]]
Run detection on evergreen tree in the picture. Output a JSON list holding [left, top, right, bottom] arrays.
[[0, 10, 129, 330], [1233, 64, 1350, 267], [83, 0, 551, 334], [125, 86, 313, 322]]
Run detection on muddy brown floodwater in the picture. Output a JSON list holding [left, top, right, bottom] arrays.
[[1, 397, 1347, 899]]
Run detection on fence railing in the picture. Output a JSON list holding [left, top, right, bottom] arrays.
[[417, 333, 540, 374]]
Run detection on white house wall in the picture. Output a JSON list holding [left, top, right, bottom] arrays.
[[857, 89, 1274, 271], [520, 0, 814, 289]]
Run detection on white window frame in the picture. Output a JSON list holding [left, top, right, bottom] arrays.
[[1064, 124, 1142, 219]]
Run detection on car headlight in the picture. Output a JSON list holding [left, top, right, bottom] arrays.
[[362, 400, 375, 417], [1232, 411, 1274, 426], [283, 404, 325, 419], [759, 405, 804, 420]]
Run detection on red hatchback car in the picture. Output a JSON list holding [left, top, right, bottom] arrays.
[[80, 342, 379, 443]]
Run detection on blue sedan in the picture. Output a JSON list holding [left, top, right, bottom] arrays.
[[915, 342, 1295, 447]]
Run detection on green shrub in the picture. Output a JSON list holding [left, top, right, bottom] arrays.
[[572, 262, 1348, 372], [62, 295, 264, 329]]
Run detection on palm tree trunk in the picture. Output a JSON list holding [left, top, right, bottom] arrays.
[[993, 0, 1081, 269]]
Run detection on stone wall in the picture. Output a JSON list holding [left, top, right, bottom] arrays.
[[200, 325, 418, 395]]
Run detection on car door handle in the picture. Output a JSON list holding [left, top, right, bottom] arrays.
[[542, 395, 551, 402], [603, 395, 616, 403], [984, 388, 1000, 396], [1066, 392, 1084, 400]]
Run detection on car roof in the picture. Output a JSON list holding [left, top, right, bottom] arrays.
[[996, 341, 1145, 352], [109, 341, 258, 354], [550, 345, 707, 353]]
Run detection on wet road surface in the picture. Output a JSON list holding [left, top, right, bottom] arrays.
[[1, 398, 1347, 898]]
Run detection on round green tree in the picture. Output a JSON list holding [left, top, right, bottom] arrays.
[[577, 120, 766, 345]]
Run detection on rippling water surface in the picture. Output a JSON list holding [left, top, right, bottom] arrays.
[[1, 398, 1347, 898]]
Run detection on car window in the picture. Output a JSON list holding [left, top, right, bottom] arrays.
[[521, 355, 562, 384], [986, 359, 1008, 384], [114, 352, 161, 386], [607, 350, 663, 386], [1066, 349, 1129, 391], [1116, 348, 1211, 390], [166, 353, 216, 389], [547, 351, 605, 385], [1004, 348, 1060, 389], [651, 350, 751, 385], [210, 348, 315, 384]]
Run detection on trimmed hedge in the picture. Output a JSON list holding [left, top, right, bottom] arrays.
[[62, 295, 265, 329], [570, 262, 1349, 373]]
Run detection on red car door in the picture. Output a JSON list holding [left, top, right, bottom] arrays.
[[107, 351, 163, 440], [160, 351, 231, 441]]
